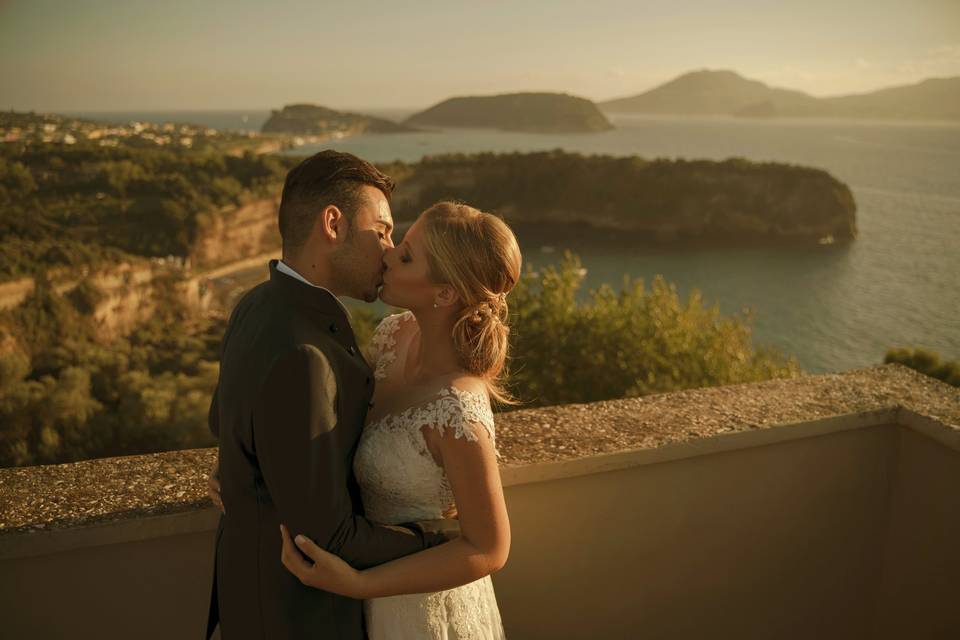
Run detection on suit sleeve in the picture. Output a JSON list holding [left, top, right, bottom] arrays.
[[253, 344, 457, 570], [208, 304, 239, 442], [208, 383, 220, 440]]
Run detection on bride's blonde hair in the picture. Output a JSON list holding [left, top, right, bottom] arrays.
[[420, 201, 522, 404]]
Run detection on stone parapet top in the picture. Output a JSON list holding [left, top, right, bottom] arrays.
[[1, 364, 957, 536]]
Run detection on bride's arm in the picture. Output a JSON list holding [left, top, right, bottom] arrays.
[[281, 418, 509, 598]]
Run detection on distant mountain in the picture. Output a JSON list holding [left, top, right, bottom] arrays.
[[405, 93, 614, 133], [601, 70, 816, 115], [261, 104, 416, 135], [805, 77, 960, 121], [600, 70, 960, 121]]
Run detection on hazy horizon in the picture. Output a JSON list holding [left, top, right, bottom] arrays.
[[2, 0, 959, 112]]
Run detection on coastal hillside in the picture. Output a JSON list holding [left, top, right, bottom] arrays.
[[385, 151, 857, 247], [261, 103, 416, 136], [806, 76, 960, 121], [601, 70, 817, 115], [0, 110, 298, 281], [601, 70, 960, 121], [405, 93, 614, 133]]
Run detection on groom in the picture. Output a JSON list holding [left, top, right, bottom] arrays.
[[206, 150, 458, 639]]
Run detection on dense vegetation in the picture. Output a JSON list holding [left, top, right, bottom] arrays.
[[384, 150, 857, 246], [0, 274, 224, 467], [884, 347, 960, 387], [0, 252, 803, 467], [504, 253, 801, 406], [0, 137, 295, 279]]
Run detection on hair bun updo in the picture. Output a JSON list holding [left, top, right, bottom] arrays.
[[420, 202, 522, 404]]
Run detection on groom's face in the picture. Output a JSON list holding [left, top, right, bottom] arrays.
[[330, 185, 395, 302]]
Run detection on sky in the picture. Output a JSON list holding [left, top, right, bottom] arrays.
[[1, 0, 958, 112]]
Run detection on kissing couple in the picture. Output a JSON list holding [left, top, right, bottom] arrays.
[[205, 149, 521, 639]]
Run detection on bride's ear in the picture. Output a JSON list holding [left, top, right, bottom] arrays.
[[434, 285, 459, 308]]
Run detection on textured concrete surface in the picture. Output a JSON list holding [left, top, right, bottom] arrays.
[[2, 363, 956, 535]]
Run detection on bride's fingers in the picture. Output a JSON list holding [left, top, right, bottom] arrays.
[[207, 476, 224, 513], [292, 531, 325, 562], [280, 525, 313, 581]]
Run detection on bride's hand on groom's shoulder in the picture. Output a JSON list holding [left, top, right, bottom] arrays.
[[280, 524, 366, 598]]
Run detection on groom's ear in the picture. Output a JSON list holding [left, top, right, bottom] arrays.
[[317, 205, 346, 242]]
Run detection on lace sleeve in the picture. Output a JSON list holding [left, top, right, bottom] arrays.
[[364, 311, 412, 380], [424, 386, 498, 456]]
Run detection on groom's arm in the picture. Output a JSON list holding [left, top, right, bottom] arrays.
[[253, 344, 458, 571]]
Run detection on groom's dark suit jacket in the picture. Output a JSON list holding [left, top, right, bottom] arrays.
[[206, 260, 456, 639]]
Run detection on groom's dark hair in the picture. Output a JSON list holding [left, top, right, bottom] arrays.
[[278, 150, 395, 255]]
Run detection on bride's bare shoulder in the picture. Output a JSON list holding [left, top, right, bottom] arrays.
[[447, 374, 489, 398]]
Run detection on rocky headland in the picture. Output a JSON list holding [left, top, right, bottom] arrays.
[[261, 103, 417, 136], [384, 151, 857, 248], [405, 93, 614, 133]]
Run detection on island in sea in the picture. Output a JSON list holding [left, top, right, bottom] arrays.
[[600, 69, 960, 122], [261, 103, 418, 137], [383, 151, 857, 248], [405, 92, 614, 133]]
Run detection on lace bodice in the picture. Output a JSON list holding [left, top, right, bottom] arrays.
[[355, 312, 506, 640], [365, 311, 411, 381], [355, 312, 497, 524]]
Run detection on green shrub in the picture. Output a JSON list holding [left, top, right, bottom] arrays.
[[884, 347, 959, 387], [505, 252, 801, 407]]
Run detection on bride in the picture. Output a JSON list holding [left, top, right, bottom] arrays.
[[279, 201, 521, 639]]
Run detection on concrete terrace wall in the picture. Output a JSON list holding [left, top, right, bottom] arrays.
[[498, 419, 899, 639], [1, 365, 958, 639], [872, 419, 960, 638]]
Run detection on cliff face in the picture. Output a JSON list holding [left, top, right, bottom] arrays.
[[190, 197, 281, 270], [0, 262, 213, 346], [1, 195, 282, 342], [405, 93, 614, 133], [385, 152, 857, 247]]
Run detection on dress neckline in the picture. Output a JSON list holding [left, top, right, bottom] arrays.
[[366, 384, 489, 429]]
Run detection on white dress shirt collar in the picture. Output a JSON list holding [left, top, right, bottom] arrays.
[[275, 260, 352, 318]]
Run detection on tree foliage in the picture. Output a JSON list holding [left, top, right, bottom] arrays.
[[0, 277, 225, 467], [503, 252, 802, 407], [0, 144, 296, 278], [884, 347, 959, 387]]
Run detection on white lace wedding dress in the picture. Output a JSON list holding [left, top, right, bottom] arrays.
[[354, 311, 506, 639]]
